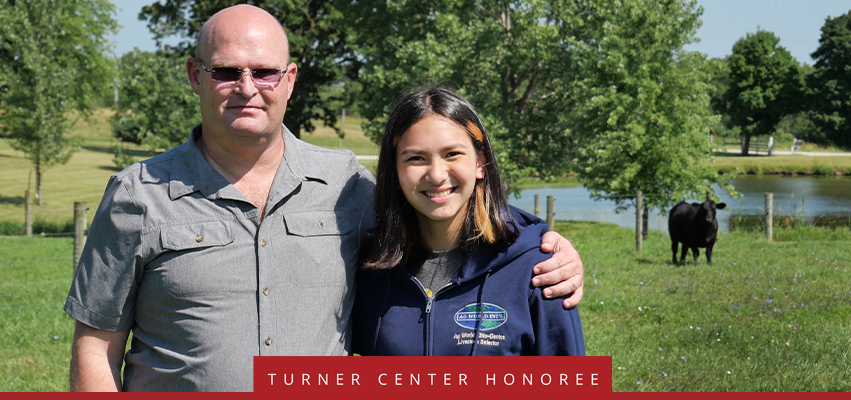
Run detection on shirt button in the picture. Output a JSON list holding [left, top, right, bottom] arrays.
[[195, 235, 203, 243], [260, 239, 266, 247], [263, 288, 270, 296], [265, 338, 272, 346]]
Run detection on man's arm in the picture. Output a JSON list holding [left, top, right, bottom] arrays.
[[70, 321, 130, 392], [531, 231, 584, 309]]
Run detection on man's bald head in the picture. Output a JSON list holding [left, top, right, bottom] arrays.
[[187, 3, 297, 145], [196, 5, 290, 63]]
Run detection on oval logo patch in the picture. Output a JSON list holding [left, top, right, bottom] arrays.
[[454, 303, 508, 331]]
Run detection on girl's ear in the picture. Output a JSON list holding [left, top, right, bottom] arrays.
[[476, 154, 486, 180]]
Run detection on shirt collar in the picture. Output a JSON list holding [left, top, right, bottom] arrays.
[[168, 124, 327, 204]]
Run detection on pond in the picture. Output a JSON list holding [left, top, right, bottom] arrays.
[[508, 175, 851, 232]]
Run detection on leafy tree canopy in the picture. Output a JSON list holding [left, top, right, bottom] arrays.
[[0, 0, 117, 204], [349, 0, 589, 184], [351, 0, 734, 207], [558, 0, 735, 210], [725, 30, 802, 155], [112, 50, 199, 151], [808, 11, 851, 149]]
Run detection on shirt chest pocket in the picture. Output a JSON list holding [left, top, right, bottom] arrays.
[[153, 221, 248, 297], [283, 211, 358, 288]]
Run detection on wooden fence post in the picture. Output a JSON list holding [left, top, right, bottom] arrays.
[[73, 202, 87, 270], [635, 191, 643, 253], [546, 195, 555, 231], [765, 193, 773, 242], [25, 190, 33, 237], [534, 194, 540, 218]]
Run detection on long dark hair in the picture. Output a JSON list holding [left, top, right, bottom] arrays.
[[363, 87, 518, 270]]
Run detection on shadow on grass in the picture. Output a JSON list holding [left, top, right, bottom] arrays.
[[98, 165, 124, 173], [713, 152, 770, 158], [0, 195, 25, 206], [81, 146, 159, 158]]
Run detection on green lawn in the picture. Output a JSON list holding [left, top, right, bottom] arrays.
[[713, 152, 851, 176], [0, 236, 75, 391], [564, 222, 851, 391], [1, 222, 849, 391]]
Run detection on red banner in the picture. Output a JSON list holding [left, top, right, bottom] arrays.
[[253, 356, 613, 399]]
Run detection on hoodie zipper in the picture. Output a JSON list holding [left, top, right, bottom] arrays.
[[411, 277, 453, 356]]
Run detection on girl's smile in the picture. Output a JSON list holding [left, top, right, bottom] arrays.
[[422, 187, 457, 201]]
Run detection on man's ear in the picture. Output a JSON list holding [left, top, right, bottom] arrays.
[[283, 63, 298, 101], [187, 57, 202, 95]]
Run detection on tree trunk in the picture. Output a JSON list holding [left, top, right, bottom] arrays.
[[741, 135, 751, 156], [34, 140, 44, 206], [36, 159, 43, 206]]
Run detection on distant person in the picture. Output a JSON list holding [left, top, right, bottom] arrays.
[[768, 136, 774, 156], [353, 87, 585, 356], [66, 5, 586, 391]]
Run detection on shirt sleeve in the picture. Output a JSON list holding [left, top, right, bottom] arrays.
[[352, 161, 376, 240], [64, 174, 145, 331], [529, 277, 586, 356]]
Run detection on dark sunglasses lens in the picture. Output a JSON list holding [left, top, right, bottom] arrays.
[[210, 68, 242, 82], [252, 69, 282, 83]]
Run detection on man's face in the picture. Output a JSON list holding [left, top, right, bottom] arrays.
[[188, 22, 296, 143]]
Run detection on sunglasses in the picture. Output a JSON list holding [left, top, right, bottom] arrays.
[[195, 58, 285, 85]]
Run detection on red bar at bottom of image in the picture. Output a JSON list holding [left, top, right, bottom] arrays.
[[253, 356, 612, 399]]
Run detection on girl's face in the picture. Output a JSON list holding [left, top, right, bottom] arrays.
[[396, 115, 485, 236]]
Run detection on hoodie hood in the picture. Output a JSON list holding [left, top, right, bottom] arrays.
[[453, 209, 549, 284]]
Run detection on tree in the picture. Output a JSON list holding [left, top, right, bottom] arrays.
[[808, 11, 851, 149], [705, 57, 739, 139], [348, 0, 582, 184], [112, 50, 200, 151], [138, 0, 357, 139], [559, 0, 734, 212], [725, 30, 801, 155], [0, 0, 117, 205], [351, 0, 733, 207]]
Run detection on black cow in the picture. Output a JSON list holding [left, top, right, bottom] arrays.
[[668, 200, 727, 265]]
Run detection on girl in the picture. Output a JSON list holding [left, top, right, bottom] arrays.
[[352, 87, 584, 356]]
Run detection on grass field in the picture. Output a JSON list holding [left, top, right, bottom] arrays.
[[0, 236, 75, 391], [713, 153, 851, 176], [565, 222, 850, 391], [1, 222, 849, 391]]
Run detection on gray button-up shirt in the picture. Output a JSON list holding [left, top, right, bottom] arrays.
[[65, 125, 375, 391]]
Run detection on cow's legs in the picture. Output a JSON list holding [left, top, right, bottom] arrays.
[[671, 241, 680, 264], [691, 247, 699, 265], [679, 244, 688, 264], [706, 243, 714, 265]]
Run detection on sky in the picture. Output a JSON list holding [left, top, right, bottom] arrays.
[[109, 0, 850, 65]]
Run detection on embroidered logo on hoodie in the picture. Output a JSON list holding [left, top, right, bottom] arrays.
[[453, 303, 508, 330]]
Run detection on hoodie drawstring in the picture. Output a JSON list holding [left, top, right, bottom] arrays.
[[469, 270, 492, 356]]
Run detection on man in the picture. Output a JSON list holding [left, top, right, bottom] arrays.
[[66, 5, 584, 392]]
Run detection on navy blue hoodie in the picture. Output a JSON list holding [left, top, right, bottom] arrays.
[[352, 208, 585, 356]]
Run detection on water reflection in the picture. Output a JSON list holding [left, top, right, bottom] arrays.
[[509, 176, 851, 232]]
